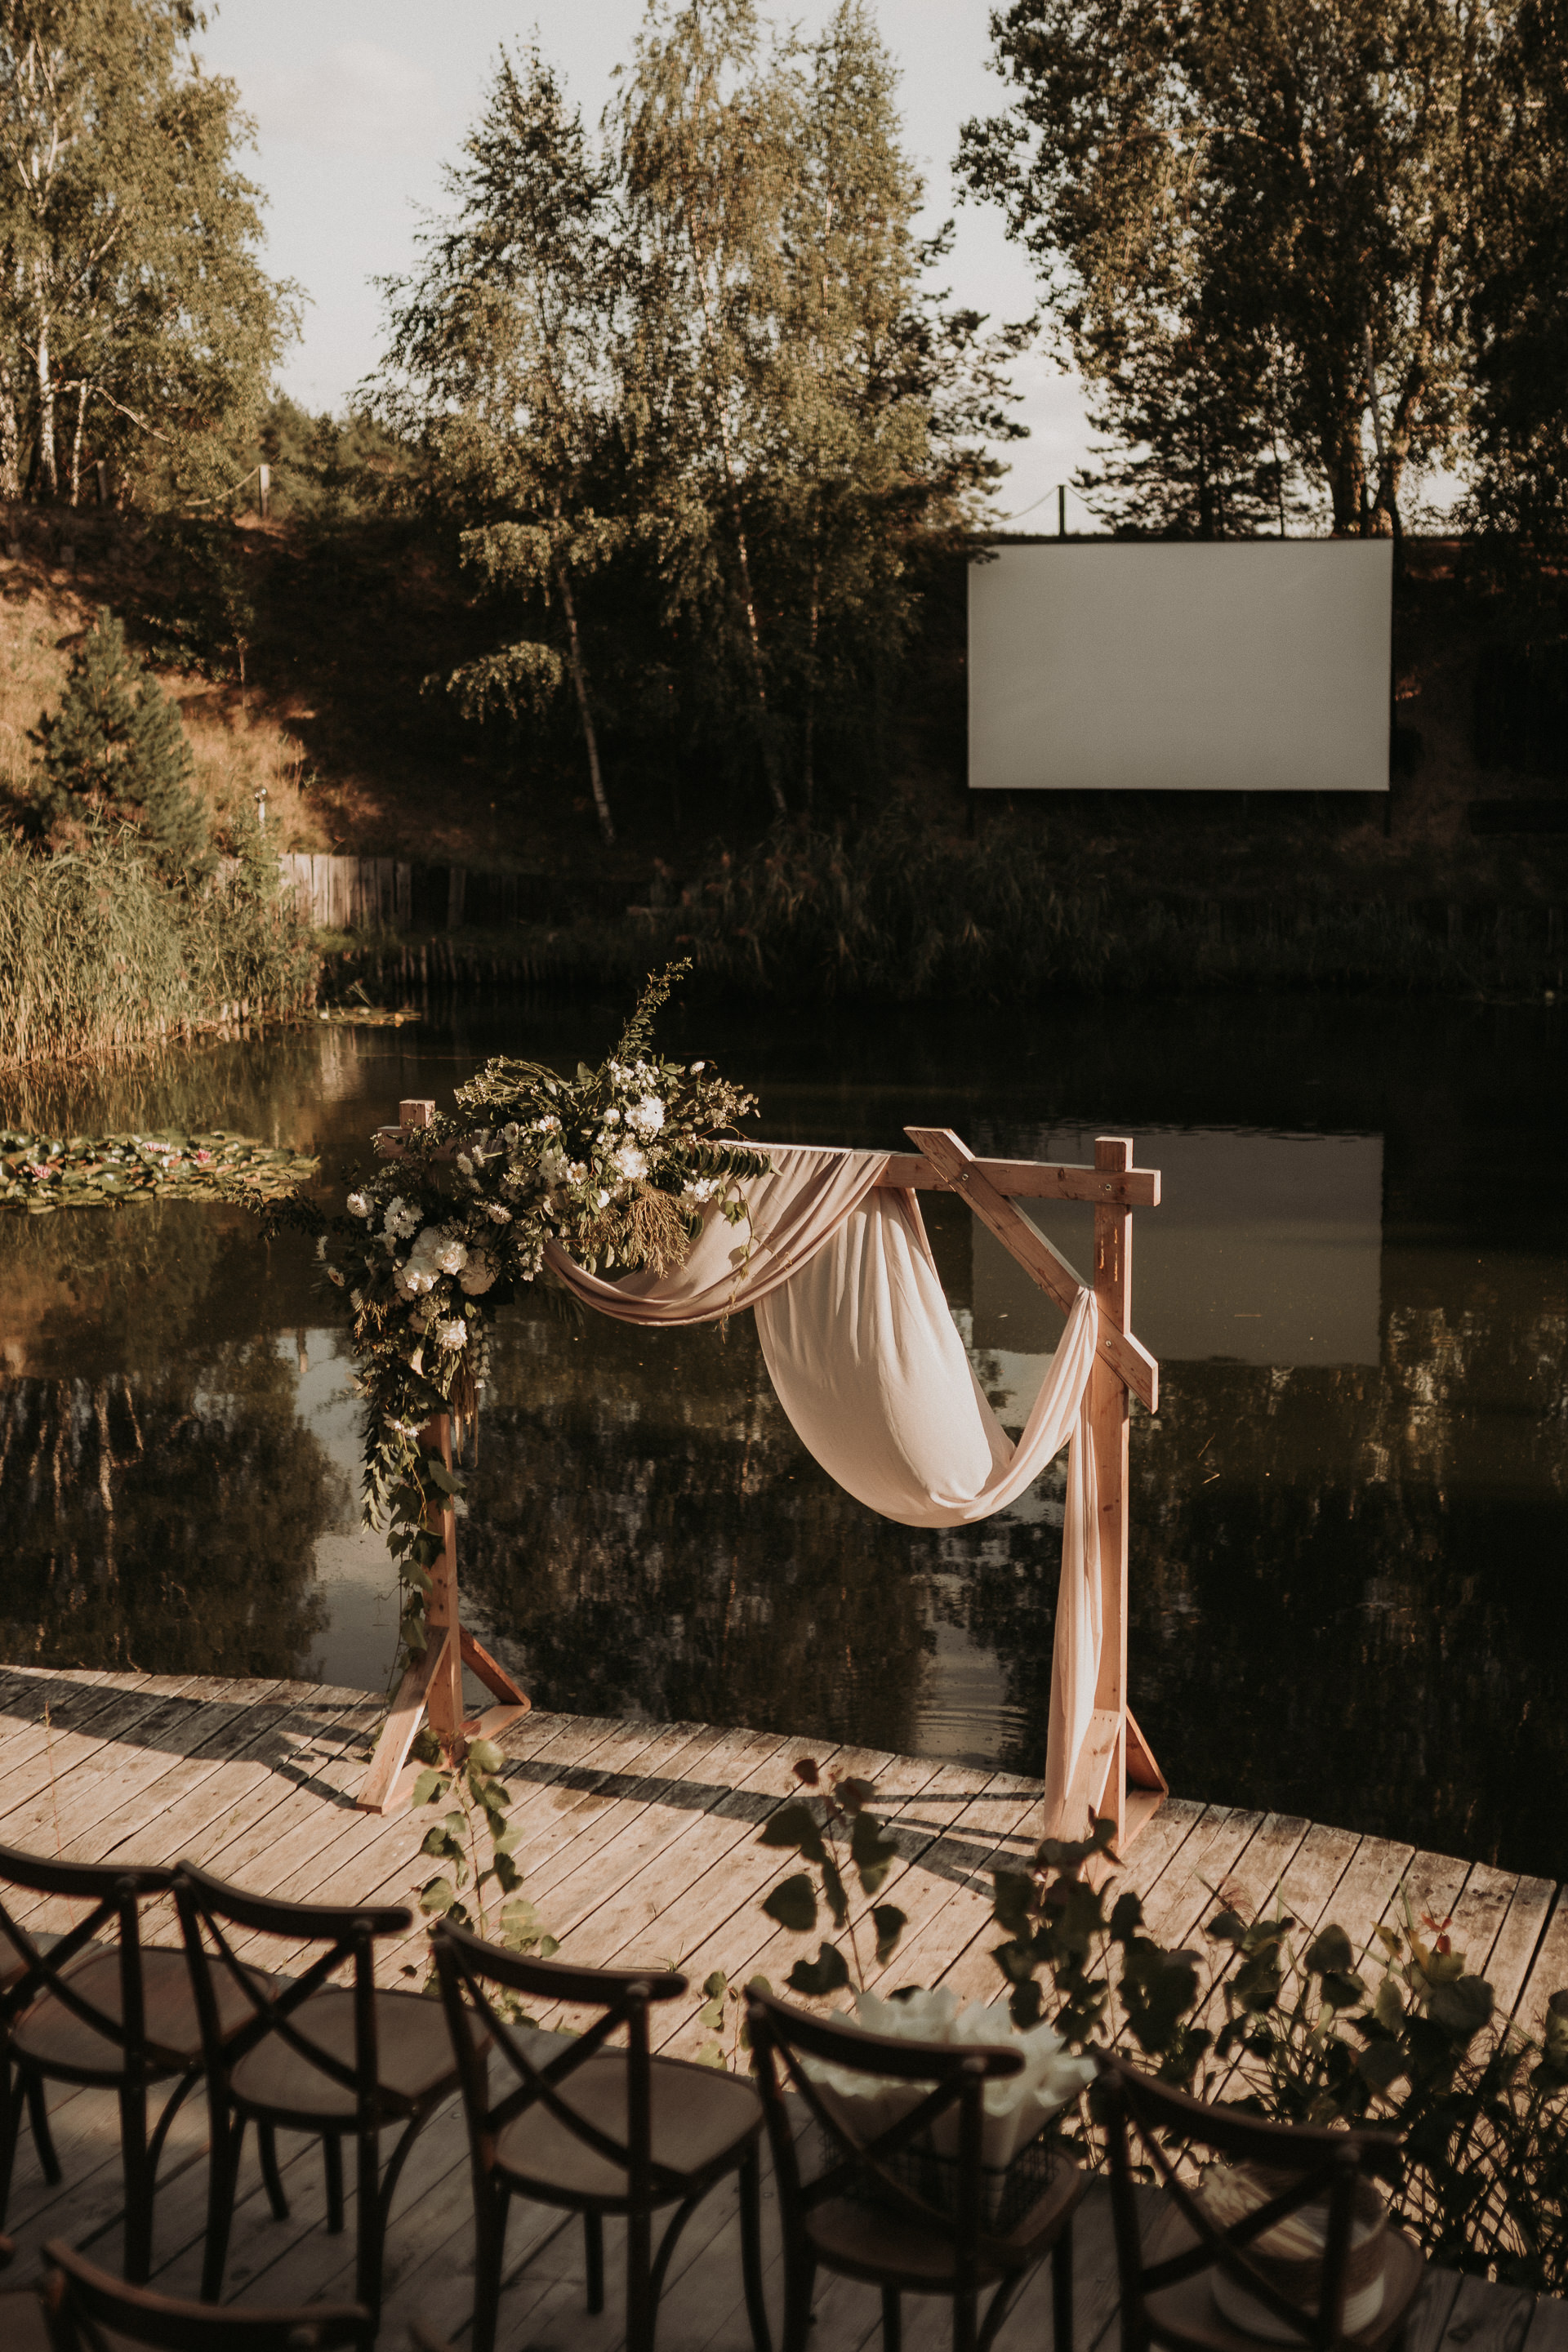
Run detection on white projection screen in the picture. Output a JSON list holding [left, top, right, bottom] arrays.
[[968, 541, 1392, 792]]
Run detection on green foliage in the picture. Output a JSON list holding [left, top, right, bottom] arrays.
[[0, 0, 298, 504], [754, 1755, 907, 1999], [410, 1730, 556, 1998], [33, 611, 213, 880], [959, 0, 1510, 534], [0, 830, 316, 1065], [694, 1967, 773, 2070], [988, 1838, 1568, 2292]]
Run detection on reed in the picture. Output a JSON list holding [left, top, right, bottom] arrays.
[[0, 833, 318, 1067]]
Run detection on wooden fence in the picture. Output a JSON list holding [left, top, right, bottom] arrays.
[[274, 855, 587, 933], [277, 854, 413, 932]]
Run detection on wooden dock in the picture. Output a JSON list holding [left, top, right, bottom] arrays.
[[0, 1665, 1563, 2351]]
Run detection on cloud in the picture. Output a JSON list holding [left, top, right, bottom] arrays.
[[242, 40, 454, 159]]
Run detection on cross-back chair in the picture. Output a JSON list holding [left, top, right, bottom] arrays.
[[746, 1987, 1084, 2352], [42, 2236, 372, 2351], [1095, 2051, 1426, 2352], [173, 1860, 486, 2321], [0, 1842, 281, 2283], [0, 2227, 53, 2352], [431, 1918, 768, 2352]]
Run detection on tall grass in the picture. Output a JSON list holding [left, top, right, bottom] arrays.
[[0, 833, 318, 1066]]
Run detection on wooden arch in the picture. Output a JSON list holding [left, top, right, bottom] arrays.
[[359, 1104, 1165, 1850]]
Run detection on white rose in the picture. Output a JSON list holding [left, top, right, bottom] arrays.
[[690, 1060, 706, 1073], [612, 1142, 648, 1183], [434, 1316, 467, 1350], [346, 1192, 371, 1218], [603, 1108, 620, 1126], [628, 1095, 665, 1138]]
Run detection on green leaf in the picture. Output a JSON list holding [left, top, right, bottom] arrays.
[[1357, 2041, 1408, 2093], [411, 1768, 443, 1806], [786, 1942, 851, 1998], [1428, 1975, 1494, 2041], [467, 1737, 506, 1772], [871, 1904, 906, 1965], [421, 1826, 464, 1863], [1305, 1924, 1355, 1976], [703, 1971, 728, 2000], [695, 2041, 725, 2068], [761, 1873, 817, 1934], [758, 1802, 827, 1864], [492, 1851, 520, 1893], [419, 1876, 456, 1916], [992, 1869, 1036, 1939], [851, 1809, 898, 1897]]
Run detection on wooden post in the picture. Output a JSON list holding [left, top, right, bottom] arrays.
[[94, 460, 109, 507], [257, 461, 270, 519], [356, 1095, 529, 1815]]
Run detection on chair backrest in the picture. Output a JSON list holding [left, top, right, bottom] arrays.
[[746, 1986, 1025, 2285], [430, 1918, 689, 2205], [0, 1840, 177, 2075], [43, 2237, 369, 2350], [172, 1860, 412, 2127], [1095, 2051, 1404, 2352]]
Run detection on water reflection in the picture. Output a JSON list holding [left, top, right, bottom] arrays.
[[0, 995, 1563, 1876]]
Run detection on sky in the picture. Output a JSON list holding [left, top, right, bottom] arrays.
[[193, 0, 1106, 528]]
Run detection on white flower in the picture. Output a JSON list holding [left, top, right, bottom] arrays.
[[603, 1108, 621, 1126], [595, 1188, 610, 1209], [627, 1095, 665, 1138], [383, 1197, 421, 1241], [484, 1204, 512, 1224], [423, 1228, 468, 1276], [683, 1175, 720, 1205], [691, 1060, 706, 1073], [434, 1317, 467, 1350], [350, 1290, 364, 1312], [393, 1262, 438, 1298], [502, 1122, 520, 1143], [346, 1192, 371, 1218], [457, 1153, 474, 1176], [315, 1234, 327, 1259], [326, 1266, 345, 1287], [612, 1142, 648, 1184], [459, 1250, 497, 1296]]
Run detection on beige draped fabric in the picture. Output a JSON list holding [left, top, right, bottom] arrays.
[[547, 1143, 1102, 1826]]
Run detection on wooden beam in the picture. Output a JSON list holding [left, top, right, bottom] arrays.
[[1091, 1136, 1134, 1850], [357, 1632, 448, 1815], [878, 1150, 1160, 1209], [905, 1127, 1159, 1414]]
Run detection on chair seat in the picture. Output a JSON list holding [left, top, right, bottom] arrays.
[[0, 1928, 71, 1995], [805, 2152, 1083, 2290], [1143, 2221, 1426, 2352], [230, 1987, 487, 2125], [494, 2050, 763, 2207], [11, 1947, 269, 2083]]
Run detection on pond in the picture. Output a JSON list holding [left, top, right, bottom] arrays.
[[2, 990, 1564, 1880]]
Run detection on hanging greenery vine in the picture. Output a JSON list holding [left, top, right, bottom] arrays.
[[272, 963, 770, 1668]]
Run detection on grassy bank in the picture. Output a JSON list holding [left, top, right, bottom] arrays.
[[319, 819, 1566, 1006], [0, 837, 318, 1065]]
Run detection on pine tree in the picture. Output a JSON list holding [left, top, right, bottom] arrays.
[[36, 610, 214, 880]]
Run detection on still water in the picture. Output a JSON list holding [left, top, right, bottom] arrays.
[[2, 994, 1564, 1878]]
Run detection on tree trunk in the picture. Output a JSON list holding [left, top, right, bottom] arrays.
[[802, 540, 820, 811], [555, 559, 615, 847], [69, 377, 87, 506], [0, 360, 20, 500], [35, 310, 56, 501]]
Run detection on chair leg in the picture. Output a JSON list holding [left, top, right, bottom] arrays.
[[782, 2252, 817, 2352], [585, 2210, 605, 2314], [201, 2107, 246, 2303], [739, 2145, 772, 2352], [24, 2073, 59, 2187], [257, 2119, 289, 2221], [0, 2069, 26, 2221], [118, 2081, 154, 2285], [1053, 2223, 1075, 2352], [626, 2204, 654, 2352], [323, 2132, 344, 2234], [883, 2284, 902, 2352], [470, 2185, 509, 2352], [354, 2125, 384, 2318]]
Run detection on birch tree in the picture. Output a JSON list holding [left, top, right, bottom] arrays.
[[0, 0, 293, 504]]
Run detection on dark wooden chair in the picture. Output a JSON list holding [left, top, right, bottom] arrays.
[[431, 1918, 768, 2352], [0, 2228, 55, 2352], [0, 1842, 283, 2283], [746, 1987, 1084, 2352], [173, 1860, 486, 2322], [1095, 2050, 1427, 2352], [42, 2235, 371, 2350]]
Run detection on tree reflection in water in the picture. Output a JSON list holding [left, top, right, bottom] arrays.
[[1, 1205, 337, 1676]]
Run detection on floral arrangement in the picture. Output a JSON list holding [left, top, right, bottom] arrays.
[[285, 964, 770, 1664]]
